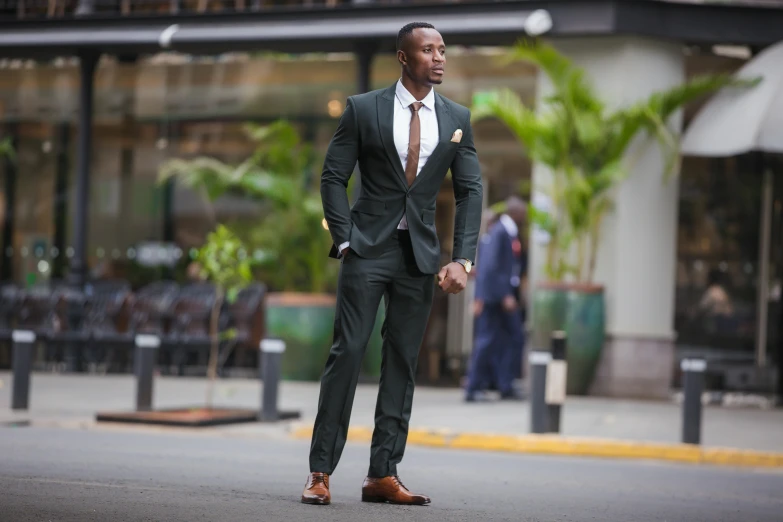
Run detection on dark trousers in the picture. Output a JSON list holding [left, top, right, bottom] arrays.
[[466, 305, 524, 395], [309, 230, 434, 478]]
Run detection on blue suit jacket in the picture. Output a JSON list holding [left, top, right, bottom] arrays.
[[474, 220, 521, 306]]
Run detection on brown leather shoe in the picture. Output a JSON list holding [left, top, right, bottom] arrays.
[[361, 476, 431, 505], [301, 472, 330, 505]]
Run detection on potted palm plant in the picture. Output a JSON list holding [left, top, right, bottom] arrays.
[[472, 40, 754, 394], [159, 120, 383, 382]]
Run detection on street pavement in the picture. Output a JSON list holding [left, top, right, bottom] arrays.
[[2, 373, 782, 453], [1, 425, 782, 522]]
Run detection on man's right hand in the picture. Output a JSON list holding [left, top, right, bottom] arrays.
[[502, 295, 517, 313], [340, 247, 351, 258]]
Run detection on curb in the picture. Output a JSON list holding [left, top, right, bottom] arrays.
[[290, 426, 783, 469]]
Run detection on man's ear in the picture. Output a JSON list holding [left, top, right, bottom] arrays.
[[397, 49, 407, 66]]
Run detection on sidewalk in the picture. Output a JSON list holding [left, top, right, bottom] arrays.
[[2, 372, 782, 467]]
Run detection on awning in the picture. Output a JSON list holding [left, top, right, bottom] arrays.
[[3, 0, 783, 59], [681, 39, 783, 157], [0, 8, 552, 58], [170, 10, 553, 52], [0, 25, 170, 57]]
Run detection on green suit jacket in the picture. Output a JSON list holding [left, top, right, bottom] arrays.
[[321, 83, 483, 275]]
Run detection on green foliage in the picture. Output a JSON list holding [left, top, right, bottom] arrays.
[[193, 224, 256, 303], [189, 224, 258, 406], [472, 39, 758, 283], [0, 137, 14, 161], [159, 120, 339, 294]]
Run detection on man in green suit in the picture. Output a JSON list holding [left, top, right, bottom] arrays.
[[301, 22, 483, 506]]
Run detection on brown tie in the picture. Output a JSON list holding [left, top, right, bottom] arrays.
[[404, 101, 424, 187]]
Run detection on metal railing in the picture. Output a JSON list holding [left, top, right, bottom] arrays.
[[0, 279, 267, 375]]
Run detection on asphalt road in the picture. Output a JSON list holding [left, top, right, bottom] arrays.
[[1, 425, 781, 522]]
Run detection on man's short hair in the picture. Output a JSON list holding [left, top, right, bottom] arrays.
[[397, 22, 436, 52]]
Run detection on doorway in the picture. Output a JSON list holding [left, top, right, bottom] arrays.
[[674, 153, 781, 395]]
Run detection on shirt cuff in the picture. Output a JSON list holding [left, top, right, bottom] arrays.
[[338, 241, 350, 258]]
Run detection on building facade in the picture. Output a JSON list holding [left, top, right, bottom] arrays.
[[0, 1, 781, 398]]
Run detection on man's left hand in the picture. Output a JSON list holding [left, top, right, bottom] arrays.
[[438, 262, 468, 294]]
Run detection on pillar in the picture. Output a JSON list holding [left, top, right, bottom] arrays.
[[356, 44, 375, 95], [68, 52, 98, 290], [52, 123, 69, 280], [1, 123, 17, 282], [529, 37, 684, 399], [352, 43, 376, 202]]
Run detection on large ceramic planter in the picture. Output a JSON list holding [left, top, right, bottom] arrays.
[[531, 282, 605, 395], [266, 292, 384, 382]]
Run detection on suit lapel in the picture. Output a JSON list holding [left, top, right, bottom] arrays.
[[435, 93, 453, 144], [377, 85, 407, 187]]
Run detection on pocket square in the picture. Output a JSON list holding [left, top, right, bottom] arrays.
[[450, 129, 463, 143]]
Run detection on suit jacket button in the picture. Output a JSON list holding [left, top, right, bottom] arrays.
[[406, 193, 411, 198]]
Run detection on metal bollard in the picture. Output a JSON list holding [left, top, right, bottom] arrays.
[[260, 338, 286, 421], [529, 350, 551, 434], [546, 331, 568, 433], [134, 334, 160, 412], [11, 330, 36, 411], [681, 358, 706, 445]]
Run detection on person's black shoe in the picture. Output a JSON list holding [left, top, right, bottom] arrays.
[[500, 389, 526, 401], [464, 391, 492, 403]]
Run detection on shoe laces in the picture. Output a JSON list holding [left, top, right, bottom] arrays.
[[391, 475, 408, 491], [311, 473, 328, 486]]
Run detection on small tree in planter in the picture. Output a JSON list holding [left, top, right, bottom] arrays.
[[472, 39, 756, 393], [192, 224, 256, 409]]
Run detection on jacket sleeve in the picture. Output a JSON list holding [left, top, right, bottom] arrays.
[[476, 226, 514, 305], [320, 97, 360, 249], [449, 110, 483, 263]]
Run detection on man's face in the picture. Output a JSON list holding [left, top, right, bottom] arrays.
[[399, 28, 446, 86]]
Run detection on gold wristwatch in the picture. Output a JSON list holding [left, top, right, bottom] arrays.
[[454, 258, 472, 273]]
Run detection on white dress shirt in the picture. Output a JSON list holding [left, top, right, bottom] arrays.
[[499, 214, 521, 288], [338, 80, 439, 253], [498, 213, 518, 238]]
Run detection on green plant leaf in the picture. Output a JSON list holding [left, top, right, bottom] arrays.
[[226, 287, 241, 305], [0, 137, 15, 162], [219, 327, 238, 341]]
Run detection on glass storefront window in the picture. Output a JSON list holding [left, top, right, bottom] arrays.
[[676, 53, 780, 391], [675, 154, 762, 354]]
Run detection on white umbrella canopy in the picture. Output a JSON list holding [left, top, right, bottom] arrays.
[[681, 40, 783, 157]]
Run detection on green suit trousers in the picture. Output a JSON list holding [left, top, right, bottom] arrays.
[[309, 230, 434, 478]]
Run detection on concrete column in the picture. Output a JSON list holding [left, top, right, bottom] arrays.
[[529, 37, 684, 398], [68, 52, 98, 291], [1, 123, 18, 282]]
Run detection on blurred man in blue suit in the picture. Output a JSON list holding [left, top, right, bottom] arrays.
[[465, 196, 527, 401]]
